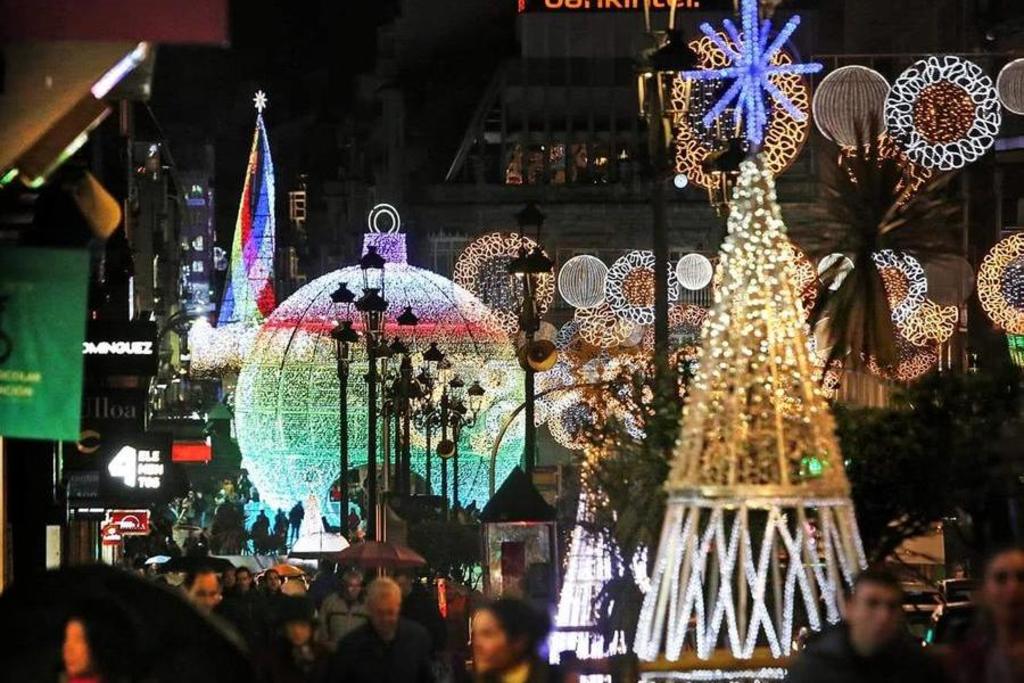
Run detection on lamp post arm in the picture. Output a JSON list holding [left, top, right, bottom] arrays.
[[488, 380, 611, 496]]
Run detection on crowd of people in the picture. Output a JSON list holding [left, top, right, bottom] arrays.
[[23, 545, 1024, 682]]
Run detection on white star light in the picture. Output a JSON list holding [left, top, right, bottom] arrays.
[[253, 90, 268, 113], [681, 0, 822, 147]]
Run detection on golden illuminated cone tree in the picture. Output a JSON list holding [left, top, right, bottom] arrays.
[[633, 160, 866, 671]]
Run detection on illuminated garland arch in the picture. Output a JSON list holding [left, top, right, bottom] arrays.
[[885, 55, 1001, 171], [453, 232, 555, 334], [978, 232, 1024, 334], [604, 250, 679, 326]]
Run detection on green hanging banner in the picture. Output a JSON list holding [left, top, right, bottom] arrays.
[[0, 248, 89, 441]]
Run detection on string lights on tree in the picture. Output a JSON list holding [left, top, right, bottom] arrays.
[[634, 161, 865, 669], [885, 55, 1002, 170]]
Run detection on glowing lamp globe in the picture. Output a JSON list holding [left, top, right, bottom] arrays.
[[812, 66, 890, 148], [997, 59, 1024, 116], [235, 233, 524, 520], [558, 255, 608, 309], [675, 253, 714, 290]]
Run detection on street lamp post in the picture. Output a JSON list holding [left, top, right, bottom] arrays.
[[355, 245, 387, 540], [509, 203, 553, 476], [330, 282, 358, 537], [396, 305, 419, 495], [638, 29, 697, 374]]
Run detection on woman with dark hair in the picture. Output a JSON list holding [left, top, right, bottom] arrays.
[[948, 545, 1024, 683], [60, 602, 136, 683], [470, 599, 560, 683]]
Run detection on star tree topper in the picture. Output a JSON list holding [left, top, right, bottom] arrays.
[[681, 0, 822, 147], [253, 90, 268, 113]]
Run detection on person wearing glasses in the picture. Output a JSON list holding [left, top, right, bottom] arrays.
[[949, 546, 1024, 683], [787, 568, 947, 683]]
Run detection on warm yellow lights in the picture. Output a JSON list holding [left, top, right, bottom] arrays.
[[978, 232, 1024, 335]]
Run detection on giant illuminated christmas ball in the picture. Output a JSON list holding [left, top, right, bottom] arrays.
[[235, 232, 524, 519]]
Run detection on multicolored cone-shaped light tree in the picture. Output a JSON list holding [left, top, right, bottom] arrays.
[[218, 90, 277, 326], [634, 160, 866, 670]]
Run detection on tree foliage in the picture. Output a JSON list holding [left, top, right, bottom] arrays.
[[838, 367, 1020, 563]]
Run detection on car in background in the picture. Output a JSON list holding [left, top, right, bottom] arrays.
[[925, 601, 976, 647]]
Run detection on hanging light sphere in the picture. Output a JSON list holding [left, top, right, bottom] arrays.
[[558, 255, 608, 309], [675, 253, 714, 291], [673, 173, 689, 189], [812, 65, 890, 148], [817, 253, 855, 292], [997, 58, 1024, 116]]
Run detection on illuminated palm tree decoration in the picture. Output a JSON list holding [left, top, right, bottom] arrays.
[[796, 125, 961, 374]]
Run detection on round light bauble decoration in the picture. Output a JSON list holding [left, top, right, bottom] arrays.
[[978, 232, 1024, 335], [996, 58, 1024, 116], [604, 250, 679, 326], [558, 255, 608, 309], [675, 253, 714, 291], [885, 55, 1002, 170], [453, 232, 555, 334], [235, 234, 523, 520], [872, 249, 928, 324], [817, 253, 854, 292], [865, 334, 938, 382], [813, 65, 890, 148], [923, 254, 975, 307], [547, 394, 601, 452]]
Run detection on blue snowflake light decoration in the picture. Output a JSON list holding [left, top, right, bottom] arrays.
[[681, 0, 822, 147]]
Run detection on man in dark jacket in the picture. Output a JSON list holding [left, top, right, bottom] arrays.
[[787, 568, 947, 683], [218, 566, 270, 649], [328, 577, 434, 683]]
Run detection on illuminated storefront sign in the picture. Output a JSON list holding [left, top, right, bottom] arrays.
[[519, 0, 730, 11], [105, 509, 151, 536], [98, 433, 186, 505], [83, 321, 158, 376]]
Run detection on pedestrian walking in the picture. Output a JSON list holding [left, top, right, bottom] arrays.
[[786, 568, 947, 683], [327, 577, 435, 683], [948, 545, 1024, 683], [261, 596, 330, 683], [219, 567, 270, 649], [470, 598, 560, 683], [289, 502, 305, 545], [185, 566, 223, 615], [318, 569, 368, 648], [60, 603, 134, 683]]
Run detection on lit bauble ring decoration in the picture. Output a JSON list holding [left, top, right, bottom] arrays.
[[558, 254, 608, 309], [898, 299, 958, 346], [885, 55, 1002, 171], [453, 232, 555, 334], [813, 65, 890, 148], [817, 253, 854, 292], [675, 253, 714, 291], [865, 334, 938, 382], [604, 250, 679, 326], [672, 34, 810, 194], [996, 58, 1024, 116], [548, 394, 601, 452], [575, 302, 632, 349], [872, 249, 928, 324], [367, 203, 401, 233], [978, 232, 1024, 335]]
